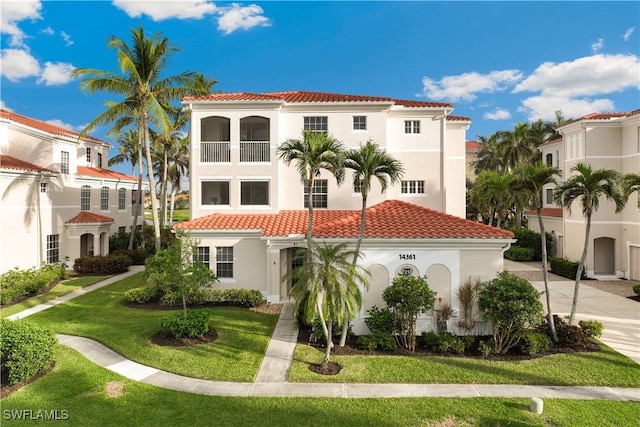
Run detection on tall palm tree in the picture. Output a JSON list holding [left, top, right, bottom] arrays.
[[72, 26, 211, 251], [472, 133, 503, 174], [167, 137, 190, 224], [289, 242, 369, 369], [497, 122, 534, 173], [470, 170, 514, 228], [623, 173, 640, 208], [338, 140, 404, 346], [514, 162, 561, 342], [553, 163, 625, 324], [277, 131, 345, 252]]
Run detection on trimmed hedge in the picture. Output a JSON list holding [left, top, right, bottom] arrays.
[[125, 287, 264, 308], [550, 257, 587, 280], [0, 263, 67, 305], [356, 334, 397, 351], [0, 319, 56, 385], [517, 330, 552, 356], [73, 254, 131, 275], [112, 249, 149, 265], [160, 309, 210, 339], [510, 228, 553, 261], [504, 246, 534, 261]]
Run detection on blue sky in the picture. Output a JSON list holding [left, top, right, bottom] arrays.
[[1, 1, 639, 176]]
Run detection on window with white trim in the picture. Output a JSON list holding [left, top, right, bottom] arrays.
[[132, 189, 139, 206], [546, 188, 553, 205], [353, 116, 367, 131], [40, 182, 47, 193], [61, 151, 69, 174], [201, 181, 230, 205], [303, 116, 328, 133], [404, 120, 420, 134], [216, 247, 233, 278], [401, 180, 424, 194], [118, 188, 126, 210], [86, 147, 91, 163], [546, 153, 553, 167], [100, 187, 109, 211], [240, 181, 269, 205], [195, 246, 210, 268], [353, 179, 364, 194], [303, 179, 328, 208], [98, 153, 103, 168], [81, 185, 91, 210], [46, 234, 59, 263]]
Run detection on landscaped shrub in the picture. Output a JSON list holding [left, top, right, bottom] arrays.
[[112, 249, 149, 265], [356, 334, 397, 351], [517, 330, 552, 356], [160, 309, 210, 339], [201, 289, 263, 307], [633, 284, 640, 297], [550, 258, 587, 280], [125, 286, 157, 304], [538, 315, 596, 351], [510, 228, 553, 261], [108, 229, 141, 252], [364, 305, 394, 335], [477, 339, 493, 357], [579, 320, 604, 338], [0, 263, 67, 305], [0, 319, 56, 385], [73, 254, 131, 275], [504, 246, 534, 261], [421, 331, 466, 354]]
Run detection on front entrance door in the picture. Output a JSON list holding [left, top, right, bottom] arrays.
[[594, 237, 615, 275]]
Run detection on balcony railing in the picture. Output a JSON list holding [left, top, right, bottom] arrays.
[[200, 142, 230, 163], [240, 141, 270, 162]]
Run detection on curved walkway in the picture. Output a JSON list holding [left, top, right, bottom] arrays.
[[7, 265, 640, 400]]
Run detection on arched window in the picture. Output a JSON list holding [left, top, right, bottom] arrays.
[[546, 153, 553, 167]]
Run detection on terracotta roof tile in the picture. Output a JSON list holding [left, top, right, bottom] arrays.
[[465, 141, 480, 151], [558, 109, 639, 128], [175, 200, 514, 239], [0, 109, 106, 144], [447, 115, 471, 122], [65, 211, 114, 224], [77, 166, 137, 182], [0, 155, 57, 173], [538, 138, 562, 148], [524, 208, 563, 218]]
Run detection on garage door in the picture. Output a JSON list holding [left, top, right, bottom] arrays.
[[631, 246, 640, 281]]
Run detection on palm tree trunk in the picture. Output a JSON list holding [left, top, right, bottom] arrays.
[[128, 143, 143, 250], [160, 149, 169, 229], [570, 212, 591, 325], [538, 208, 558, 342], [169, 187, 176, 224], [316, 293, 332, 369], [142, 119, 162, 252], [306, 175, 314, 253]]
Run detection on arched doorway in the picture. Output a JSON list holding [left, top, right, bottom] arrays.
[[80, 233, 94, 257], [594, 237, 615, 275], [426, 264, 452, 305]]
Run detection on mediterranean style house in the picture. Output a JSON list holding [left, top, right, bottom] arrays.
[[525, 109, 640, 280], [176, 91, 514, 334], [0, 109, 141, 273]]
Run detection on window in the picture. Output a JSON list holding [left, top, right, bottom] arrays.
[[353, 179, 364, 193], [86, 147, 91, 163], [404, 120, 420, 134], [118, 226, 126, 233], [195, 246, 210, 268], [81, 185, 91, 210], [241, 181, 269, 205], [555, 150, 560, 168], [132, 189, 139, 206], [303, 116, 328, 133], [46, 234, 59, 263], [401, 180, 425, 194], [216, 247, 233, 278], [100, 187, 109, 211], [61, 151, 69, 174], [546, 153, 553, 167], [201, 181, 230, 205], [353, 116, 367, 131], [98, 153, 103, 168], [303, 179, 328, 208], [546, 188, 553, 205], [118, 188, 126, 210], [40, 182, 47, 193]]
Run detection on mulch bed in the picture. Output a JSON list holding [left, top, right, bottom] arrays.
[[150, 329, 218, 347], [1, 362, 55, 399]]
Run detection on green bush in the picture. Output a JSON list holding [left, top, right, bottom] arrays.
[[0, 319, 56, 385], [504, 246, 534, 261], [112, 249, 149, 265], [510, 228, 553, 261], [421, 331, 466, 354], [201, 289, 263, 307], [538, 315, 596, 350], [73, 255, 131, 275], [356, 334, 397, 352], [633, 284, 640, 297], [160, 309, 210, 339], [579, 320, 604, 338], [364, 305, 394, 335], [0, 263, 67, 304], [550, 258, 587, 280], [517, 330, 552, 355], [477, 339, 493, 357], [109, 229, 141, 251], [125, 286, 157, 304]]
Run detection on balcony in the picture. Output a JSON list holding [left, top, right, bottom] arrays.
[[240, 141, 270, 162], [200, 142, 230, 163]]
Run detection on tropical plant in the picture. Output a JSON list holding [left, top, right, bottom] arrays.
[[72, 26, 212, 251], [622, 173, 640, 208], [553, 163, 625, 324], [288, 242, 369, 369], [514, 162, 561, 342], [457, 277, 482, 331], [496, 122, 534, 172], [472, 133, 503, 174], [470, 170, 515, 228]]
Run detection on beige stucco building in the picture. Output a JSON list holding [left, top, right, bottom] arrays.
[[525, 110, 640, 280], [0, 109, 141, 273], [177, 91, 514, 334]]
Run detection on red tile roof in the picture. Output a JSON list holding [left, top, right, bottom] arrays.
[[0, 109, 106, 144], [465, 141, 481, 151], [77, 166, 137, 182], [0, 155, 57, 173], [538, 138, 562, 148], [524, 208, 563, 218], [447, 115, 471, 122], [184, 90, 454, 108], [65, 211, 114, 224], [558, 109, 640, 128], [175, 200, 514, 239]]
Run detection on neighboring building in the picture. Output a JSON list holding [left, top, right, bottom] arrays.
[[178, 91, 515, 334], [465, 140, 481, 182], [525, 110, 640, 280], [0, 109, 141, 273]]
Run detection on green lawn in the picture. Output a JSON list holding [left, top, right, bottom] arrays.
[[21, 273, 278, 382], [2, 345, 638, 427], [145, 209, 189, 222], [1, 275, 110, 319]]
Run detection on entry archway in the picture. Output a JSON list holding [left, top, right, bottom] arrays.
[[594, 237, 615, 275], [426, 263, 452, 305]]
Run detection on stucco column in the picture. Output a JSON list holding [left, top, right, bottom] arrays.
[[92, 234, 100, 257]]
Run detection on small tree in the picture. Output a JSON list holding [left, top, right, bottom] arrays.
[[382, 274, 436, 351], [478, 271, 543, 354]]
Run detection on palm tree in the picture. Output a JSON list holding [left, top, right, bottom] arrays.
[[470, 170, 514, 228], [167, 137, 190, 224], [338, 140, 404, 346], [277, 131, 345, 252], [289, 242, 369, 369], [497, 122, 534, 172], [72, 26, 211, 251], [472, 133, 503, 174], [514, 162, 561, 342], [623, 173, 640, 208], [553, 163, 625, 324]]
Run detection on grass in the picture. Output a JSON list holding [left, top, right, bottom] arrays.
[[290, 343, 640, 387], [20, 273, 278, 382], [2, 344, 638, 427], [145, 209, 189, 222], [1, 275, 110, 318]]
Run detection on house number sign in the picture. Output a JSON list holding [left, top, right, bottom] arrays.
[[399, 254, 416, 260]]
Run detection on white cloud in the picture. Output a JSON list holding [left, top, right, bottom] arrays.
[[0, 100, 12, 111], [217, 3, 271, 35], [623, 27, 636, 41], [483, 108, 511, 121], [0, 49, 40, 81], [420, 70, 523, 102], [591, 38, 604, 53], [41, 26, 54, 36], [518, 96, 615, 122], [0, 0, 42, 46], [60, 31, 73, 47], [112, 0, 217, 20], [37, 62, 75, 86]]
